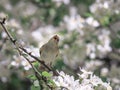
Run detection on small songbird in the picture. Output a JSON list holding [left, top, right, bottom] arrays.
[[39, 35, 59, 66]]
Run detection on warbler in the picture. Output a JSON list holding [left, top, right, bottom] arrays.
[[39, 35, 59, 66]]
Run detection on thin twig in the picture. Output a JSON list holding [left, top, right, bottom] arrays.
[[22, 55, 53, 89], [0, 19, 15, 43], [0, 18, 58, 89], [19, 47, 52, 71], [0, 18, 58, 74]]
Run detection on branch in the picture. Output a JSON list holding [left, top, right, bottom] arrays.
[[19, 47, 52, 71], [22, 55, 53, 89], [0, 18, 58, 89], [0, 18, 58, 75]]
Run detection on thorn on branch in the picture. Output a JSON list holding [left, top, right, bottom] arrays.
[[28, 52, 32, 55], [13, 39, 17, 44], [0, 17, 6, 24], [2, 18, 6, 24]]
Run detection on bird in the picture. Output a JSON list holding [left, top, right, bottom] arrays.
[[39, 35, 59, 66]]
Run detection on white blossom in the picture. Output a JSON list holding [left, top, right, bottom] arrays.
[[53, 69, 112, 90], [34, 80, 39, 87], [101, 67, 109, 77], [52, 0, 70, 7], [85, 17, 99, 27], [63, 14, 84, 31], [84, 60, 103, 71]]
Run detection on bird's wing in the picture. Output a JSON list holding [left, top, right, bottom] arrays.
[[40, 44, 45, 55], [56, 47, 59, 57]]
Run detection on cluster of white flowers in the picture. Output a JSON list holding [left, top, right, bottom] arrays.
[[86, 29, 112, 59], [31, 25, 59, 47], [63, 8, 84, 30], [53, 69, 112, 90], [11, 55, 31, 70], [97, 29, 112, 57], [90, 0, 120, 20], [86, 43, 96, 59], [10, 46, 40, 71], [84, 60, 104, 71], [85, 17, 100, 27], [63, 14, 84, 31], [7, 19, 21, 28], [52, 0, 70, 7]]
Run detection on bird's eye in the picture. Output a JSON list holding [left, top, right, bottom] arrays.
[[54, 37, 57, 40], [54, 36, 59, 42]]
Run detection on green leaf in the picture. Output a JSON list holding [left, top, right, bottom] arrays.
[[48, 79, 55, 86], [84, 12, 93, 17], [100, 16, 110, 26], [31, 85, 40, 90], [33, 61, 39, 68], [42, 71, 52, 77], [111, 38, 120, 48], [27, 75, 37, 80]]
